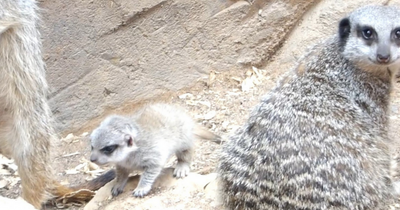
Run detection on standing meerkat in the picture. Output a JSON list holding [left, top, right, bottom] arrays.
[[90, 103, 220, 198], [0, 1, 115, 208], [218, 5, 400, 210]]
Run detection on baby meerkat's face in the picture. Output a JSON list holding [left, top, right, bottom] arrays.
[[340, 6, 400, 71], [89, 127, 136, 165]]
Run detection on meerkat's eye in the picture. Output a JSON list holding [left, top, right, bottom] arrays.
[[101, 145, 118, 155], [394, 29, 400, 39], [361, 28, 374, 40]]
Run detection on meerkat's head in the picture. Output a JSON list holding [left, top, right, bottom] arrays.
[[339, 5, 400, 72], [89, 115, 138, 165]]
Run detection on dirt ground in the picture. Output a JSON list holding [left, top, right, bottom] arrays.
[[1, 63, 400, 209]]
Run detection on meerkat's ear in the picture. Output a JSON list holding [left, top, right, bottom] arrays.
[[124, 134, 134, 147], [339, 17, 351, 46]]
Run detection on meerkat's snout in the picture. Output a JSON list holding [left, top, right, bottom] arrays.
[[377, 53, 390, 63], [376, 45, 391, 64], [90, 154, 98, 163], [89, 144, 119, 165], [377, 54, 390, 63], [89, 151, 102, 164]]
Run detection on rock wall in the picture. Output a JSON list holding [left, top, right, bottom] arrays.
[[38, 0, 398, 134], [39, 0, 317, 134]]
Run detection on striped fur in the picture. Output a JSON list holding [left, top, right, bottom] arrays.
[[218, 5, 400, 210]]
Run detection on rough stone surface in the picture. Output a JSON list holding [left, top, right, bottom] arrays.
[[38, 0, 318, 134]]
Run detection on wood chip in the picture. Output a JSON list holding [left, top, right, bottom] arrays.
[[62, 152, 80, 157], [0, 169, 11, 175]]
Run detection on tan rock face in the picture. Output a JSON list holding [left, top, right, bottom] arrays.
[[38, 0, 317, 134]]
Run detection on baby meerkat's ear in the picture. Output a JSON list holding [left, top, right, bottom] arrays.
[[124, 134, 134, 147]]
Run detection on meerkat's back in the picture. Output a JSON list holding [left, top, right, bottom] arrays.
[[132, 103, 197, 148]]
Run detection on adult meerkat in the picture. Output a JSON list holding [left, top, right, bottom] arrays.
[[90, 103, 220, 198], [218, 5, 400, 210], [0, 1, 114, 209]]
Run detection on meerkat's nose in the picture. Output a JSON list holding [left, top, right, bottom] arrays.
[[90, 155, 97, 162], [377, 53, 390, 63]]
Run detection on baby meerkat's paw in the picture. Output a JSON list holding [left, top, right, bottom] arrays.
[[111, 184, 125, 197], [133, 185, 152, 198], [173, 162, 190, 178]]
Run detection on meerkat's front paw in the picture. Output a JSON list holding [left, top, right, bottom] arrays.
[[133, 185, 152, 198], [111, 184, 125, 197], [173, 163, 190, 178]]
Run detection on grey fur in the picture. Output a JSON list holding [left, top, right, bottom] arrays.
[[218, 5, 400, 210], [90, 103, 218, 197]]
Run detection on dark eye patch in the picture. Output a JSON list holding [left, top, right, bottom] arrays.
[[395, 29, 400, 39], [362, 28, 373, 39], [357, 25, 376, 45], [392, 27, 400, 44], [100, 145, 118, 155]]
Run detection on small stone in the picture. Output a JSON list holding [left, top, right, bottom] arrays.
[[203, 111, 216, 120], [0, 180, 8, 188]]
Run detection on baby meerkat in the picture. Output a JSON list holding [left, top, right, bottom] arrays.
[[90, 103, 219, 198]]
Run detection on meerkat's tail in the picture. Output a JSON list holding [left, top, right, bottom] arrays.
[[48, 169, 116, 207], [70, 169, 116, 191], [193, 125, 221, 144]]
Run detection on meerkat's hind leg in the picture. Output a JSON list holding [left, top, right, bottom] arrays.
[[174, 149, 193, 178]]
